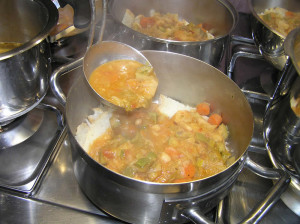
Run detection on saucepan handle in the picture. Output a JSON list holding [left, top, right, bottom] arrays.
[[181, 156, 290, 224], [50, 57, 83, 106]]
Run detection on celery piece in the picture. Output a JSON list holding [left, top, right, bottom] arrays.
[[148, 112, 157, 123], [123, 166, 135, 177], [195, 132, 209, 143], [135, 157, 151, 168], [135, 65, 153, 80]]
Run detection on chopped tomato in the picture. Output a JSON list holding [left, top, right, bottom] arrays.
[[102, 150, 115, 159], [184, 164, 196, 178]]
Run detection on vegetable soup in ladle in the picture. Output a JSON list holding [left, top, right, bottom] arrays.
[[83, 41, 158, 111]]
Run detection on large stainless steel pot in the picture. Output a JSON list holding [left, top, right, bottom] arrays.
[[107, 0, 238, 67], [0, 0, 58, 124], [264, 27, 300, 216], [248, 0, 300, 71], [51, 47, 290, 223]]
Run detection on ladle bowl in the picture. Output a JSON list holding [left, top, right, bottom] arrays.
[[83, 41, 156, 110]]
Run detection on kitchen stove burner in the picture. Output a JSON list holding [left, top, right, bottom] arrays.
[[0, 108, 43, 149], [0, 103, 64, 194]]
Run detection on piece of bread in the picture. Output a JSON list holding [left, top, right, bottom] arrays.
[[75, 106, 112, 152], [157, 95, 194, 118], [122, 9, 135, 28], [75, 95, 194, 151]]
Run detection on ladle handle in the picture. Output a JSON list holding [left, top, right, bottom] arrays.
[[50, 0, 107, 106]]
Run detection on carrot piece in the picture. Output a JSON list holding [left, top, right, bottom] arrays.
[[184, 164, 196, 178], [286, 11, 295, 17], [208, 113, 222, 126], [196, 102, 210, 116], [140, 17, 155, 28]]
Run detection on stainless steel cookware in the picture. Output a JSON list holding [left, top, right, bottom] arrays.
[[51, 48, 290, 223], [107, 0, 238, 67], [83, 41, 155, 111], [248, 0, 300, 71], [0, 0, 58, 124], [264, 27, 300, 215]]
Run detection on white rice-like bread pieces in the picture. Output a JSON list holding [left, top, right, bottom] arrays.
[[157, 94, 194, 118], [75, 106, 113, 152], [122, 9, 135, 27], [76, 95, 197, 151]]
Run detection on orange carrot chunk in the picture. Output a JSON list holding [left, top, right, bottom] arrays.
[[140, 17, 155, 28], [196, 102, 210, 116], [208, 113, 222, 126]]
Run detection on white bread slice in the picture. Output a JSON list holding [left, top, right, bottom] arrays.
[[122, 9, 135, 28], [157, 94, 194, 118], [75, 106, 112, 152], [75, 95, 194, 151]]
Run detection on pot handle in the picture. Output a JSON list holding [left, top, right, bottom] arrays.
[[182, 156, 290, 224], [50, 57, 83, 106]]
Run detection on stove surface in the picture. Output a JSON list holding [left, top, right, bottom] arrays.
[[0, 8, 299, 224]]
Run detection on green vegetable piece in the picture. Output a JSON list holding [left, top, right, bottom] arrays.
[[135, 157, 151, 168], [120, 149, 125, 158], [123, 166, 135, 177], [135, 65, 153, 80], [262, 13, 271, 22], [195, 132, 209, 143], [148, 112, 157, 123], [147, 151, 157, 160], [195, 132, 215, 147]]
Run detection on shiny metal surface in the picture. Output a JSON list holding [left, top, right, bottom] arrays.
[[0, 64, 295, 224], [83, 41, 155, 110], [61, 51, 253, 223], [108, 0, 238, 67], [248, 0, 300, 71], [51, 50, 289, 223], [0, 103, 64, 193], [0, 109, 43, 149], [263, 27, 300, 216], [0, 0, 58, 123]]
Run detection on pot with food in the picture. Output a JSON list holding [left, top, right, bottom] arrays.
[[51, 47, 290, 223], [248, 0, 300, 71], [107, 0, 238, 67], [0, 0, 58, 123], [264, 27, 300, 214]]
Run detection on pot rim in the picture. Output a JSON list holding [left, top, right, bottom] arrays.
[[284, 27, 300, 75], [248, 0, 288, 40], [0, 0, 58, 61], [66, 50, 254, 189], [109, 0, 238, 45]]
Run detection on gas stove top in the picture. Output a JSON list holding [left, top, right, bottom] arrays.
[[0, 10, 299, 224]]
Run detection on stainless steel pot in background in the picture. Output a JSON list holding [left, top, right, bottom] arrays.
[[51, 47, 290, 224], [249, 0, 300, 71], [0, 0, 58, 124], [107, 0, 238, 67], [264, 27, 300, 216]]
